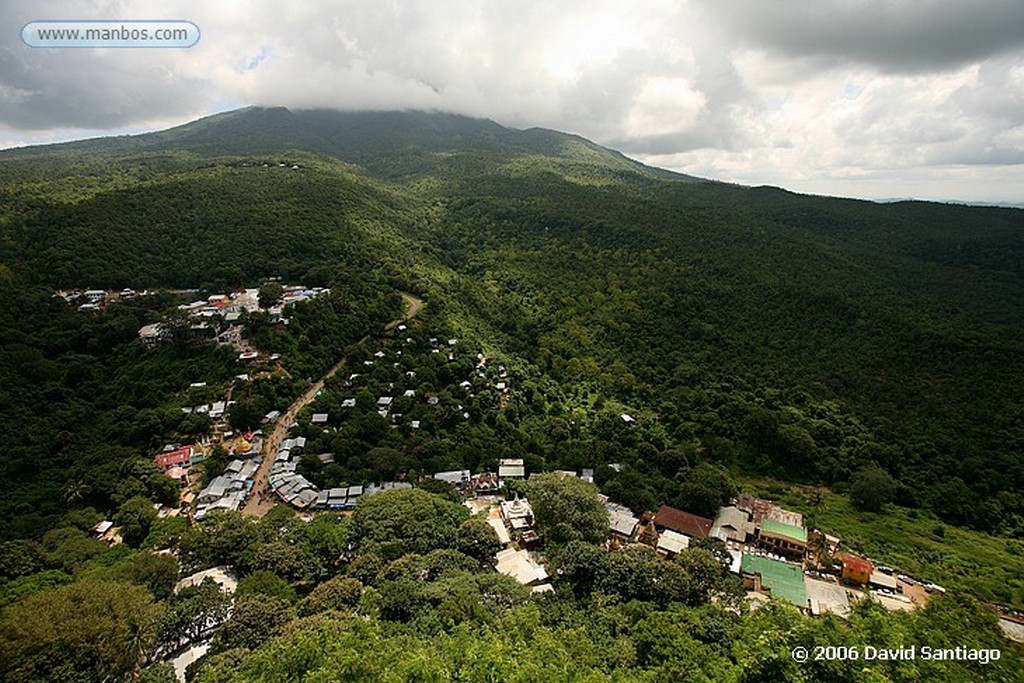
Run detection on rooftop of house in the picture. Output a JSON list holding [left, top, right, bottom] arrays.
[[657, 529, 691, 555], [155, 446, 192, 468], [434, 470, 471, 484], [608, 508, 639, 537], [736, 493, 804, 527], [488, 517, 512, 545], [653, 505, 713, 538], [742, 553, 807, 608], [869, 570, 899, 591], [495, 548, 548, 586], [837, 552, 873, 577], [759, 518, 808, 543], [711, 505, 755, 542]]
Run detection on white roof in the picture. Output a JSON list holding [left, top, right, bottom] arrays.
[[657, 530, 691, 555], [311, 413, 328, 423], [488, 517, 512, 545], [495, 548, 548, 585], [609, 509, 639, 537], [870, 570, 899, 590], [175, 566, 237, 595], [498, 459, 525, 478], [434, 470, 471, 484]]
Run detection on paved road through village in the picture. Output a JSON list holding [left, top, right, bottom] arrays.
[[242, 292, 422, 517]]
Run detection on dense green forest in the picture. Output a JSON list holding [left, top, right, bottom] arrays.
[[2, 486, 1019, 682], [0, 107, 1022, 679], [3, 107, 1020, 534]]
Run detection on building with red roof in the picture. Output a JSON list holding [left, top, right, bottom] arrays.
[[837, 552, 873, 585], [155, 446, 192, 471], [652, 505, 713, 539]]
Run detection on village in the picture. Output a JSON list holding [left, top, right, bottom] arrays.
[[68, 281, 1023, 671], [129, 440, 947, 624]]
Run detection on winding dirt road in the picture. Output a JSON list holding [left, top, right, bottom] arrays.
[[242, 292, 422, 517]]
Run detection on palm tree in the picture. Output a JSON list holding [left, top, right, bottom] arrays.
[[62, 479, 91, 505], [807, 529, 832, 570], [124, 610, 161, 673]]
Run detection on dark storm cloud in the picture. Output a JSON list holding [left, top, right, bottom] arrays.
[[0, 0, 1020, 201], [0, 1, 215, 130], [0, 47, 212, 130], [701, 0, 1024, 73]]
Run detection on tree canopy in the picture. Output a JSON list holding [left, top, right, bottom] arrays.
[[527, 472, 609, 545]]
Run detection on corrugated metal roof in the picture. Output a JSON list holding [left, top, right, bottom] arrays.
[[742, 554, 807, 608], [760, 518, 807, 542], [653, 505, 713, 538]]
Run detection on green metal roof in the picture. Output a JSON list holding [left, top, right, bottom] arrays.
[[760, 518, 807, 542], [742, 554, 807, 608]]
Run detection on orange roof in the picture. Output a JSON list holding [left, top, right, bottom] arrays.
[[838, 552, 873, 576]]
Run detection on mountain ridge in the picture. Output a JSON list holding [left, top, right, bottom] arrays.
[[0, 106, 704, 184]]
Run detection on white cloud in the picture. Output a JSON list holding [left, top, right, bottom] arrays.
[[0, 0, 1021, 202]]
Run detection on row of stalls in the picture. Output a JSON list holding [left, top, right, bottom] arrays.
[[195, 457, 260, 520], [267, 435, 412, 510]]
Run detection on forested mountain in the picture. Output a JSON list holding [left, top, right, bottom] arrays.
[[2, 107, 1021, 534], [1, 108, 1022, 680]]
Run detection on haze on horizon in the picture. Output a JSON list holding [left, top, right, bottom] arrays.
[[2, 0, 1022, 205]]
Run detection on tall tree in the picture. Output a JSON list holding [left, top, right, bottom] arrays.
[[849, 466, 897, 512], [347, 488, 469, 561], [527, 473, 609, 545], [113, 496, 159, 547], [0, 580, 161, 683]]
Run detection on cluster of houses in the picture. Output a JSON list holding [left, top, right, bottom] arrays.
[[267, 286, 329, 321], [151, 436, 269, 521], [266, 434, 414, 510], [195, 456, 261, 520], [179, 381, 232, 422], [598, 492, 930, 617], [314, 335, 515, 434], [426, 459, 933, 618], [451, 465, 551, 592], [178, 382, 262, 450], [56, 287, 150, 312], [136, 283, 327, 348]]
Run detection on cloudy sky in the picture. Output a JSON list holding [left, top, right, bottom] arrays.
[[2, 0, 1022, 203]]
